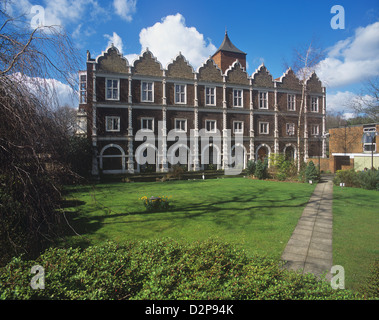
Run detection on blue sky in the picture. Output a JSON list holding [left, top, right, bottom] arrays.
[[8, 0, 379, 115]]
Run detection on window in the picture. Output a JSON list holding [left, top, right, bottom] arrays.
[[106, 116, 120, 132], [286, 123, 295, 136], [175, 119, 187, 132], [106, 79, 119, 100], [233, 121, 244, 134], [311, 97, 319, 112], [311, 125, 319, 136], [141, 118, 154, 131], [259, 122, 269, 134], [233, 89, 243, 107], [363, 126, 377, 152], [175, 84, 186, 104], [205, 87, 216, 106], [79, 73, 87, 104], [142, 82, 154, 102], [287, 94, 295, 111], [205, 120, 217, 133], [259, 91, 268, 109]]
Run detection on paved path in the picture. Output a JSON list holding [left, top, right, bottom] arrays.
[[281, 176, 334, 281]]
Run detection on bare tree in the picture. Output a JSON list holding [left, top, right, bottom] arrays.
[[349, 77, 379, 123], [290, 42, 325, 171], [0, 3, 84, 264]]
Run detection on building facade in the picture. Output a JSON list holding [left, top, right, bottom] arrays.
[[329, 123, 379, 172], [77, 32, 327, 175]]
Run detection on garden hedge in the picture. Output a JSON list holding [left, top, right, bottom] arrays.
[[0, 239, 364, 300]]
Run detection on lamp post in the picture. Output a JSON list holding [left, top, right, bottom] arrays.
[[366, 131, 378, 170]]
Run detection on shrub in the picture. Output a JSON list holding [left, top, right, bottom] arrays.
[[357, 170, 379, 190], [359, 260, 379, 299], [305, 161, 320, 183], [246, 160, 256, 176], [255, 158, 268, 180], [0, 240, 363, 300], [333, 169, 379, 190], [333, 169, 360, 188]]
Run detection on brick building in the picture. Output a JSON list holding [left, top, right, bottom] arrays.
[[77, 32, 327, 175], [329, 123, 379, 172]]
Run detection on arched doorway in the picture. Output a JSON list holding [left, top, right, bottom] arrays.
[[284, 144, 296, 161], [100, 144, 126, 174], [256, 144, 271, 162]]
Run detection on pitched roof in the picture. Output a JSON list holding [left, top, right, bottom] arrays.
[[213, 31, 246, 55]]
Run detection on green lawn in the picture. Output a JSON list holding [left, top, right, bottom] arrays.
[[63, 178, 316, 260], [332, 186, 379, 291]]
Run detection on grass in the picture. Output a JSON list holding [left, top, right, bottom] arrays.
[[63, 177, 316, 260], [332, 185, 379, 291]]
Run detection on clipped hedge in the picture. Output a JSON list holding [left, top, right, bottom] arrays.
[[0, 239, 363, 300]]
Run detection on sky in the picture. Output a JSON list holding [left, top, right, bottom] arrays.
[[7, 0, 379, 117]]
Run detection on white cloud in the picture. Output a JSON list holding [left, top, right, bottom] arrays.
[[104, 32, 124, 54], [138, 13, 217, 69], [326, 90, 375, 118], [316, 21, 379, 88], [113, 0, 137, 22]]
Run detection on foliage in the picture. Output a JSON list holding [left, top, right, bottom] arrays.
[[333, 169, 379, 190], [359, 260, 379, 299], [254, 158, 269, 180], [305, 161, 320, 183], [60, 136, 93, 180], [0, 239, 363, 300], [139, 196, 171, 212], [246, 160, 256, 176], [269, 154, 297, 181]]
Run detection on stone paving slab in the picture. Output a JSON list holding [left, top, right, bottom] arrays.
[[281, 176, 334, 281]]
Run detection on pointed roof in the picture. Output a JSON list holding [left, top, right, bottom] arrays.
[[213, 31, 246, 56]]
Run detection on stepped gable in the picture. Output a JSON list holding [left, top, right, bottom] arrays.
[[96, 45, 129, 74], [133, 49, 163, 77], [276, 68, 302, 91], [166, 53, 195, 80], [251, 64, 274, 88], [306, 72, 323, 93], [197, 58, 223, 82], [225, 60, 249, 85]]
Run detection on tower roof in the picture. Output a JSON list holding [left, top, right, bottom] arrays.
[[213, 31, 246, 56]]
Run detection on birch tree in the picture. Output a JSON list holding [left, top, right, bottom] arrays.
[[290, 42, 325, 171]]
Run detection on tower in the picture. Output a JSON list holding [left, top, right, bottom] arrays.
[[212, 31, 247, 73]]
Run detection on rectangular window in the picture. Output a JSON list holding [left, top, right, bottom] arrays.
[[175, 84, 186, 104], [175, 119, 187, 132], [142, 82, 154, 102], [233, 121, 244, 134], [259, 91, 268, 109], [205, 120, 217, 133], [106, 79, 119, 100], [233, 89, 243, 107], [205, 87, 216, 106], [141, 118, 154, 131], [106, 116, 120, 132], [311, 97, 319, 112], [286, 123, 295, 136], [259, 122, 269, 134], [79, 73, 87, 104], [311, 125, 319, 136], [363, 126, 377, 152], [287, 94, 295, 111]]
